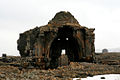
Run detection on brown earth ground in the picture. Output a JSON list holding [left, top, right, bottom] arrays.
[[0, 52, 120, 80]]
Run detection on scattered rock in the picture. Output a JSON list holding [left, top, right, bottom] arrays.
[[101, 77, 105, 79], [0, 74, 5, 78], [0, 53, 120, 80]]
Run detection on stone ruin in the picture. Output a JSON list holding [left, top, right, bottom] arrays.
[[102, 49, 108, 53], [17, 11, 95, 69]]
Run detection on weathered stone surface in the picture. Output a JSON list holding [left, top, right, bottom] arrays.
[[17, 11, 95, 69], [48, 11, 80, 26]]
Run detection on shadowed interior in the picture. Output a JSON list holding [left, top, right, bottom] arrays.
[[49, 26, 81, 68]]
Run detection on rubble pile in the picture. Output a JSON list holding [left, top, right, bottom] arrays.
[[0, 62, 120, 80], [0, 53, 120, 80], [0, 55, 21, 67]]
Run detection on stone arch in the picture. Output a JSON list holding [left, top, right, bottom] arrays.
[[49, 26, 82, 68]]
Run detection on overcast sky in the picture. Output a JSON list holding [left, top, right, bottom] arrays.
[[0, 0, 120, 56]]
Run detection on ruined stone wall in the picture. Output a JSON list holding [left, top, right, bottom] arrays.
[[85, 28, 95, 58], [17, 11, 95, 63]]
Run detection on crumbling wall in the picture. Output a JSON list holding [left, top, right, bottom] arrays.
[[17, 11, 95, 68], [17, 27, 41, 56]]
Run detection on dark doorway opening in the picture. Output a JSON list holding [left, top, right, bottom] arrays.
[[49, 26, 80, 68]]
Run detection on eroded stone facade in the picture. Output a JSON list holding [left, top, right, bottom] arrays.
[[17, 11, 95, 68]]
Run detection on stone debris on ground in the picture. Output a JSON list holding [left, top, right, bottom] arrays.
[[0, 62, 120, 80], [0, 53, 120, 80]]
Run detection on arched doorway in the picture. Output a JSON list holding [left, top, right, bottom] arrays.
[[49, 26, 81, 68]]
